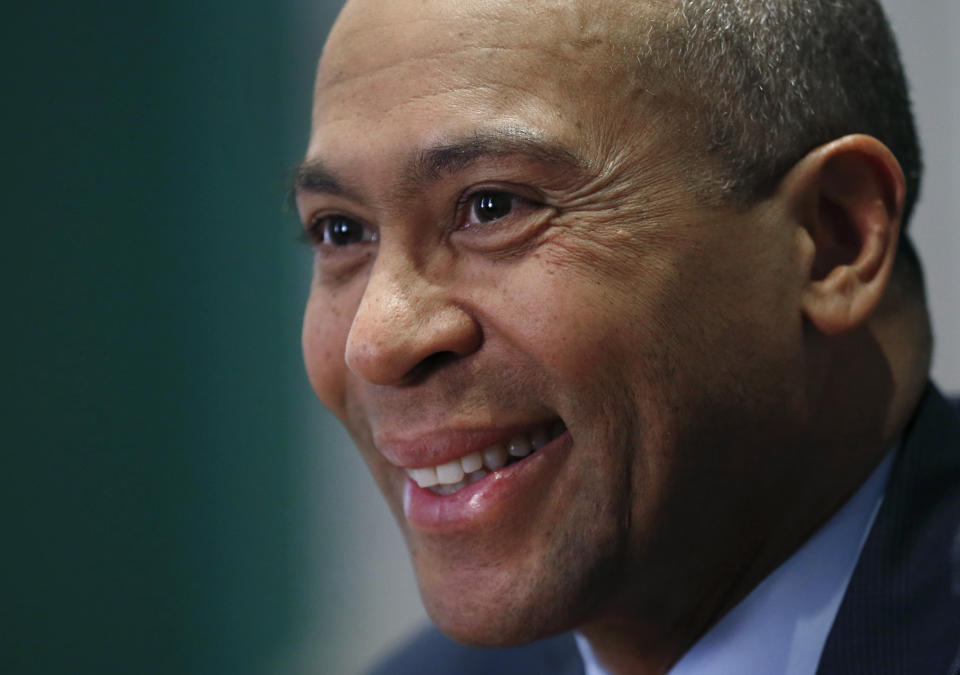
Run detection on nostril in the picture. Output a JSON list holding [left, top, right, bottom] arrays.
[[404, 351, 461, 383]]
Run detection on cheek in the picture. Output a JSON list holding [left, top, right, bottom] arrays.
[[302, 288, 352, 417], [478, 246, 666, 382]]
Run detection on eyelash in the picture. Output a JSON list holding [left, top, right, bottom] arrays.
[[301, 214, 377, 249], [457, 188, 533, 229], [301, 187, 538, 249]]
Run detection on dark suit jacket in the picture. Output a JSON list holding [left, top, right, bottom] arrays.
[[371, 386, 960, 675]]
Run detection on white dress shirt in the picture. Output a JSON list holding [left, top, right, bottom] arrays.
[[575, 450, 895, 675]]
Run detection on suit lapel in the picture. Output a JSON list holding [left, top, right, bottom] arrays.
[[817, 386, 960, 674]]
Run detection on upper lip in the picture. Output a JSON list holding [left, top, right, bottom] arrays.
[[375, 419, 559, 469]]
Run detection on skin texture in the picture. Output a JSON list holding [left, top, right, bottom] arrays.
[[298, 1, 928, 672]]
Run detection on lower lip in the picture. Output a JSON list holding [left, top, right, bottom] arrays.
[[403, 431, 574, 532]]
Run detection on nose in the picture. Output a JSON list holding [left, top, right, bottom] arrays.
[[344, 258, 482, 386]]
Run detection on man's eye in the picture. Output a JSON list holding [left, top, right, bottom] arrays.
[[469, 191, 516, 225], [309, 216, 377, 247]]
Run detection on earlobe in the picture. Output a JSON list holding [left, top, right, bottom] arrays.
[[792, 135, 905, 335]]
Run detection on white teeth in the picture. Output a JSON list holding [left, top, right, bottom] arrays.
[[409, 420, 568, 494], [508, 435, 532, 458], [406, 466, 439, 488], [460, 451, 483, 474], [427, 471, 488, 496], [436, 459, 465, 485], [530, 427, 550, 451], [482, 443, 508, 470]]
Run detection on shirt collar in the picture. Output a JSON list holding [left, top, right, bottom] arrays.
[[575, 448, 896, 675]]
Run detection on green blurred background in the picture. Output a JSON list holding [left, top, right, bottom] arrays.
[[4, 1, 351, 673]]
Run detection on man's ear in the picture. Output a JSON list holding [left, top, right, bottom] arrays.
[[784, 134, 905, 335]]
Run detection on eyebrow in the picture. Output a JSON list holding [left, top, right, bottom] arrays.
[[290, 128, 585, 205], [290, 160, 358, 203], [408, 129, 585, 184]]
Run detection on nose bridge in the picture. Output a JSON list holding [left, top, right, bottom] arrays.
[[344, 250, 481, 385]]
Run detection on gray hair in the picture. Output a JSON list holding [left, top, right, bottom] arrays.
[[642, 0, 922, 228]]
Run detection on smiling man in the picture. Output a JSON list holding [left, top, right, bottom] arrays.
[[296, 0, 960, 673]]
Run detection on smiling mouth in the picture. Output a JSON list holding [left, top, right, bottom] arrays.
[[405, 419, 568, 496]]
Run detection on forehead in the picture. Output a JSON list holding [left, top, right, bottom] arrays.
[[309, 0, 656, 159], [320, 0, 633, 88]]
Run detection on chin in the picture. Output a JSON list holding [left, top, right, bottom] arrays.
[[412, 540, 620, 648], [422, 590, 573, 648]]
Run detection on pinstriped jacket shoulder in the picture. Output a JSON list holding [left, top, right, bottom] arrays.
[[817, 386, 960, 675]]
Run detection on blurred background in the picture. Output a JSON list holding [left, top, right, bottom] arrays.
[[3, 1, 956, 674]]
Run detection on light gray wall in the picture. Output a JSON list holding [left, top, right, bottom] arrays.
[[883, 0, 960, 391], [300, 2, 959, 672]]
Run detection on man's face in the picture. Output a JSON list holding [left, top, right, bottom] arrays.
[[300, 0, 809, 644]]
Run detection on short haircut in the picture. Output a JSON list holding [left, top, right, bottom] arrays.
[[640, 0, 922, 229]]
